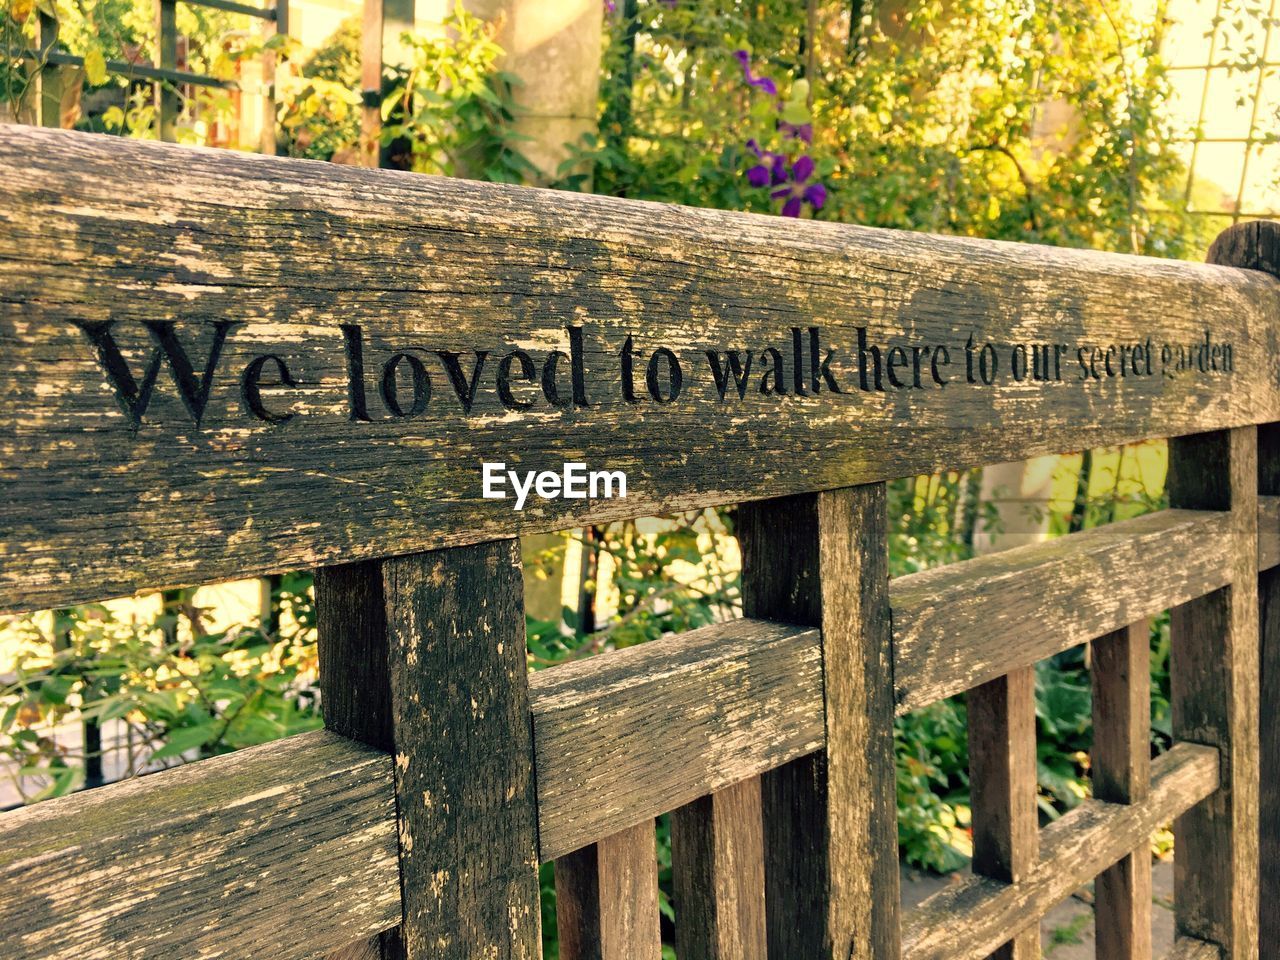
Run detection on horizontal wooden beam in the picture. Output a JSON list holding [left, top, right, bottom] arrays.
[[892, 508, 1233, 712], [530, 617, 822, 861], [900, 743, 1220, 960], [3, 126, 1279, 612], [0, 730, 401, 960]]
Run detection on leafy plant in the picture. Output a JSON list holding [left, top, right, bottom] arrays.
[[379, 2, 535, 181], [0, 574, 320, 803]]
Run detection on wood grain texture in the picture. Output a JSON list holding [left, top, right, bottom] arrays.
[[1168, 427, 1259, 960], [0, 730, 401, 960], [383, 540, 541, 960], [555, 820, 661, 960], [892, 508, 1231, 713], [1257, 496, 1280, 570], [4, 126, 1280, 613], [316, 561, 397, 752], [315, 561, 404, 960], [1, 503, 1254, 959], [738, 488, 900, 960], [968, 666, 1039, 960], [1213, 221, 1280, 960], [670, 776, 767, 960], [1091, 621, 1152, 960], [902, 743, 1219, 960], [528, 618, 823, 862], [1261, 427, 1280, 960]]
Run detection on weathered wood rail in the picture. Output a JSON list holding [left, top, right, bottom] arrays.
[[2, 123, 1280, 960]]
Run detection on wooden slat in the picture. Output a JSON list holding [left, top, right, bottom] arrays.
[[1091, 621, 1152, 960], [4, 126, 1280, 613], [555, 820, 661, 960], [968, 666, 1039, 960], [670, 776, 767, 960], [315, 562, 403, 959], [530, 617, 822, 862], [1257, 495, 1280, 570], [738, 487, 900, 960], [902, 743, 1220, 960], [1168, 427, 1258, 960], [1213, 219, 1280, 960], [383, 540, 542, 959], [892, 508, 1231, 713], [1260, 436, 1280, 959], [0, 730, 401, 960]]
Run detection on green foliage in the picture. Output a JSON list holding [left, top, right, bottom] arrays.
[[379, 3, 535, 181], [565, 0, 1220, 255], [896, 696, 970, 872], [0, 574, 320, 803], [278, 22, 363, 161], [527, 509, 738, 667]]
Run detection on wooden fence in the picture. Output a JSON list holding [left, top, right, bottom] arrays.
[[0, 122, 1278, 960]]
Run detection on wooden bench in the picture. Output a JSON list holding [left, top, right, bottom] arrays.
[[1, 122, 1278, 960]]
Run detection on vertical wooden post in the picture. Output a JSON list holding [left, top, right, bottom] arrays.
[[1206, 219, 1280, 960], [555, 820, 661, 960], [737, 487, 900, 960], [1092, 621, 1153, 960], [670, 775, 767, 960], [1260, 423, 1280, 960], [1168, 426, 1258, 960], [154, 0, 178, 142], [359, 0, 413, 167], [259, 0, 287, 155], [316, 560, 404, 960], [35, 10, 62, 127], [315, 539, 542, 960], [968, 666, 1040, 960]]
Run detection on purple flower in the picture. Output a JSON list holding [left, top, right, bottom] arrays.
[[744, 138, 787, 188], [778, 119, 813, 143], [733, 50, 778, 97], [769, 155, 827, 217], [604, 0, 617, 11]]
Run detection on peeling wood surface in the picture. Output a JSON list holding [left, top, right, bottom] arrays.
[[4, 126, 1280, 612], [315, 561, 405, 959], [738, 489, 900, 960], [0, 730, 401, 960], [1091, 621, 1153, 960], [529, 617, 823, 862], [383, 541, 541, 959], [892, 508, 1232, 712], [0, 498, 1259, 957], [1168, 427, 1259, 960], [901, 743, 1220, 960]]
